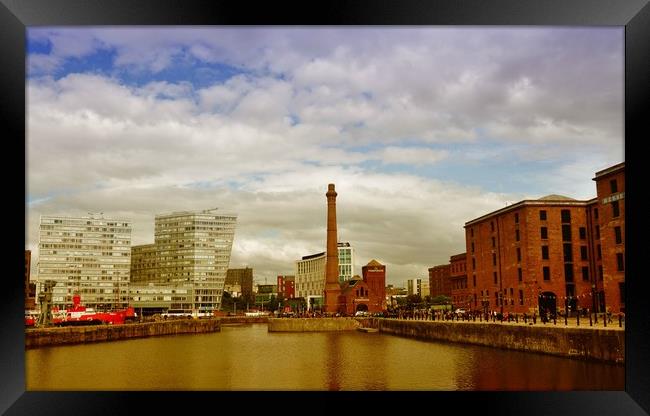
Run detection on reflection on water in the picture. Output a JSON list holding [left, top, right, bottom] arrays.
[[26, 324, 624, 390]]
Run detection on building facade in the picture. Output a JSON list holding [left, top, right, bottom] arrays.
[[130, 244, 158, 284], [295, 252, 326, 309], [449, 253, 470, 310], [406, 278, 422, 297], [361, 259, 386, 311], [337, 242, 354, 283], [226, 267, 254, 301], [277, 275, 295, 299], [154, 210, 237, 312], [37, 215, 132, 310], [593, 163, 625, 313], [428, 265, 452, 298], [25, 250, 36, 310], [130, 283, 194, 315]]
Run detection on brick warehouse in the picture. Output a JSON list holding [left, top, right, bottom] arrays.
[[449, 253, 470, 310], [462, 162, 625, 316], [428, 264, 451, 298]]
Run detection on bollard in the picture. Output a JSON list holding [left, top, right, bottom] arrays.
[[603, 313, 607, 327], [564, 313, 567, 326], [515, 315, 518, 323], [619, 314, 622, 328], [553, 316, 556, 325], [589, 313, 593, 326], [577, 313, 580, 326]]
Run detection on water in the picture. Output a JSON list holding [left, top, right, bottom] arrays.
[[26, 323, 624, 390]]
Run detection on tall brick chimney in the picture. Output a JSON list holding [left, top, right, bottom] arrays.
[[324, 183, 341, 313]]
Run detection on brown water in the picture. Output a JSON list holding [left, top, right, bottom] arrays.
[[25, 323, 624, 390]]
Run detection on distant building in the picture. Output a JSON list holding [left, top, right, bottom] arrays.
[[295, 252, 326, 310], [406, 278, 422, 297], [277, 275, 295, 299], [337, 242, 354, 283], [37, 215, 132, 310], [428, 265, 452, 298], [226, 267, 254, 300], [449, 253, 470, 309], [25, 250, 36, 310], [129, 209, 237, 314], [255, 284, 278, 307]]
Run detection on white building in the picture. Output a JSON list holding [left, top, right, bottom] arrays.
[[294, 251, 326, 309], [421, 281, 430, 297], [406, 278, 422, 297], [154, 209, 237, 312], [37, 214, 132, 310], [337, 242, 354, 283]]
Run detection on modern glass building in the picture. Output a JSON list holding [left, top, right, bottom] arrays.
[[337, 242, 354, 283], [37, 215, 132, 310], [154, 209, 237, 312]]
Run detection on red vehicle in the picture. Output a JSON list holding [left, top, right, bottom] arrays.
[[52, 294, 137, 326]]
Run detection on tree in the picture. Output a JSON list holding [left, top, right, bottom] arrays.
[[406, 294, 422, 308], [430, 295, 451, 305]]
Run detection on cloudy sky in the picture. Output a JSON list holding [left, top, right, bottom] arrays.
[[25, 27, 624, 286]]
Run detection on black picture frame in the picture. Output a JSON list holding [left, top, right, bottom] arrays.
[[3, 0, 649, 414]]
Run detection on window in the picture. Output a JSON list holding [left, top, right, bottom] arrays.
[[598, 265, 603, 280], [518, 268, 523, 282], [470, 228, 474, 238], [514, 213, 519, 224], [562, 225, 572, 242], [493, 272, 498, 284], [597, 244, 602, 260], [473, 275, 476, 287], [543, 266, 550, 281], [493, 253, 498, 266], [612, 200, 620, 218], [595, 225, 600, 240], [472, 258, 476, 270], [515, 229, 520, 242], [471, 242, 475, 253], [491, 221, 495, 232], [519, 290, 524, 305], [580, 246, 588, 261], [563, 243, 573, 262], [582, 266, 589, 281], [610, 179, 618, 193], [579, 227, 586, 239], [564, 264, 574, 282], [542, 246, 549, 260], [492, 237, 496, 248], [615, 226, 622, 244], [540, 210, 547, 221], [541, 227, 548, 240], [616, 253, 624, 271], [561, 209, 571, 223], [594, 208, 599, 219], [517, 247, 521, 262]]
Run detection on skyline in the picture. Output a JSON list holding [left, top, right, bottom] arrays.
[[25, 27, 624, 285]]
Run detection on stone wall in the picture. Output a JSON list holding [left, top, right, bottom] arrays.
[[25, 319, 221, 349], [268, 317, 362, 332], [220, 316, 270, 324], [371, 319, 624, 364]]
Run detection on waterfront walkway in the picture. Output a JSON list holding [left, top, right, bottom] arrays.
[[388, 314, 624, 330]]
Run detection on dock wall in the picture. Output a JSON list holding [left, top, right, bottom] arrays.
[[371, 319, 625, 364], [25, 319, 221, 348], [268, 317, 362, 332]]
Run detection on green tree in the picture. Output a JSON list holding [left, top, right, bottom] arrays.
[[430, 295, 451, 305]]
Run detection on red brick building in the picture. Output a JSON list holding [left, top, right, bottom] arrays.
[[277, 275, 295, 299], [428, 264, 451, 298], [449, 253, 470, 310], [462, 162, 625, 316], [338, 259, 387, 314], [25, 250, 36, 310], [593, 163, 625, 313]]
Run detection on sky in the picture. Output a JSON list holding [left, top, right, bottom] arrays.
[[25, 27, 624, 287]]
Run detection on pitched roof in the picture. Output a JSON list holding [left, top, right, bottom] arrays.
[[366, 259, 384, 266]]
